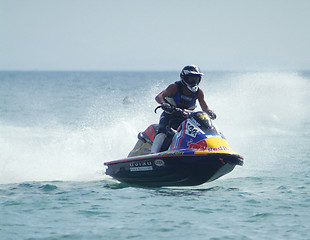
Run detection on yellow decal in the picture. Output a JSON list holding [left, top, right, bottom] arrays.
[[196, 112, 210, 120], [195, 137, 237, 155]]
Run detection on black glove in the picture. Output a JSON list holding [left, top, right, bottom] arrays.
[[161, 103, 174, 113], [206, 109, 216, 120]]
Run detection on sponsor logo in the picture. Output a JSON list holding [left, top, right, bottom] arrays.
[[154, 159, 165, 167], [187, 139, 208, 151], [130, 166, 153, 172], [207, 146, 231, 152], [129, 161, 153, 172], [129, 161, 152, 167]]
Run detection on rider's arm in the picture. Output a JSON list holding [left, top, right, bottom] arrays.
[[197, 89, 210, 112], [155, 84, 178, 104]]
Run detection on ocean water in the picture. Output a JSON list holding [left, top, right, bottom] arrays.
[[0, 71, 309, 239]]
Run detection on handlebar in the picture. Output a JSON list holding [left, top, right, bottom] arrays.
[[154, 105, 192, 117], [154, 104, 216, 120], [154, 105, 163, 113]]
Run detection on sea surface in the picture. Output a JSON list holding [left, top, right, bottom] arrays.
[[0, 71, 310, 239]]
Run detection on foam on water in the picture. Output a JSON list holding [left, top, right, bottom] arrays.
[[0, 71, 309, 184], [0, 72, 162, 184], [208, 72, 310, 179], [1, 71, 310, 240], [0, 103, 156, 184]]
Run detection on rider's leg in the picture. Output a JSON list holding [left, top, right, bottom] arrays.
[[151, 133, 166, 153]]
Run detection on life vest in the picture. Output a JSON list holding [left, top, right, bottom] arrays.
[[165, 81, 198, 110]]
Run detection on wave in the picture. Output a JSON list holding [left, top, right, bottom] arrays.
[[1, 71, 309, 184]]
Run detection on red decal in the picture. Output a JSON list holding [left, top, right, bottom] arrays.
[[187, 139, 208, 151], [145, 125, 156, 142]]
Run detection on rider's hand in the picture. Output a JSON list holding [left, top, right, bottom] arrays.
[[161, 103, 174, 113], [206, 109, 216, 120]]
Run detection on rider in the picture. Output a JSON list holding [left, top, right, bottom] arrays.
[[151, 65, 216, 153]]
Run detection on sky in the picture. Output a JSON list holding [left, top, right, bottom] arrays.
[[1, 0, 310, 71]]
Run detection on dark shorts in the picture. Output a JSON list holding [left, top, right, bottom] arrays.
[[158, 111, 187, 134]]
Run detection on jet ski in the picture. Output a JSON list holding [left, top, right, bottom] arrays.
[[104, 106, 244, 187]]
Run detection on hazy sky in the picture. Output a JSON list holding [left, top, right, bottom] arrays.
[[1, 0, 309, 71]]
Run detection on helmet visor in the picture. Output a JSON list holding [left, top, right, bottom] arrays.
[[185, 75, 201, 86]]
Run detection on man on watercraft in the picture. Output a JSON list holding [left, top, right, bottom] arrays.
[[151, 65, 216, 153]]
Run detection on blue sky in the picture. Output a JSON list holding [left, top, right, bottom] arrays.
[[1, 0, 309, 71]]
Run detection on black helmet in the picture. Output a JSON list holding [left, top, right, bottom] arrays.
[[180, 65, 204, 92]]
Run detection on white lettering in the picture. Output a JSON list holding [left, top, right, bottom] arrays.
[[130, 166, 153, 172]]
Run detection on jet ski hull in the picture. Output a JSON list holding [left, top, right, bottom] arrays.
[[104, 111, 244, 187], [105, 153, 243, 187]]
